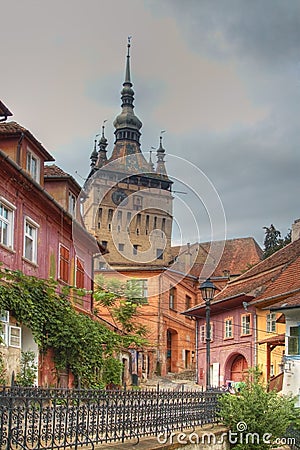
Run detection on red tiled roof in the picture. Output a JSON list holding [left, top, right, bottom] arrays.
[[216, 238, 300, 305], [44, 164, 70, 177], [0, 121, 54, 161], [171, 237, 263, 278], [270, 292, 300, 311], [44, 164, 81, 192]]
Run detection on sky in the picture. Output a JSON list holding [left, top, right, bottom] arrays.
[[1, 0, 300, 247]]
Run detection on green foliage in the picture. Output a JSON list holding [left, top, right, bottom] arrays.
[[94, 275, 148, 338], [16, 351, 37, 386], [102, 356, 123, 386], [263, 224, 291, 259], [0, 267, 142, 387], [219, 367, 299, 449], [0, 352, 6, 385]]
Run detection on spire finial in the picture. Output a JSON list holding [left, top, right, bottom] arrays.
[[90, 138, 98, 167], [102, 119, 107, 137], [125, 36, 132, 84]]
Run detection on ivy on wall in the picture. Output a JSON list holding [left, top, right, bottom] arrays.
[[0, 267, 146, 387]]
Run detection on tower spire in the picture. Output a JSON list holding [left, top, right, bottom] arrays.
[[97, 120, 108, 168], [113, 37, 142, 146], [156, 131, 168, 177], [90, 139, 98, 167]]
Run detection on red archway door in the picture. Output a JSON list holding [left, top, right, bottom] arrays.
[[231, 355, 248, 382]]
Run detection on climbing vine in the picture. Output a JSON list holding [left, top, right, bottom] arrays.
[[0, 267, 146, 387]]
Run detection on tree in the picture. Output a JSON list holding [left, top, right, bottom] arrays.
[[16, 351, 37, 387], [94, 275, 148, 338], [263, 224, 291, 259], [219, 367, 299, 450]]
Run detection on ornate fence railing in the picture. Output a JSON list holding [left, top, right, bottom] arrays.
[[0, 385, 222, 449]]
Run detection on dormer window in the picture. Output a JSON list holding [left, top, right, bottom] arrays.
[[68, 192, 76, 217], [26, 148, 40, 182]]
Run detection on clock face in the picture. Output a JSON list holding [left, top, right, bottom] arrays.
[[112, 189, 128, 206]]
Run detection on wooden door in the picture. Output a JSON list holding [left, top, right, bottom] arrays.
[[231, 355, 248, 382]]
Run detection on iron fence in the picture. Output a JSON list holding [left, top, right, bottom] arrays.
[[0, 385, 222, 449]]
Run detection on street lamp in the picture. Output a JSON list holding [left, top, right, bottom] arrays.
[[199, 278, 217, 389]]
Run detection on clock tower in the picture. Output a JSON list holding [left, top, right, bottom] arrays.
[[82, 40, 173, 269]]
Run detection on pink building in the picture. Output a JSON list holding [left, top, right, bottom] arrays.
[[0, 112, 101, 386]]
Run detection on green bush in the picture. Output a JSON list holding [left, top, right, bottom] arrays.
[[16, 351, 37, 387], [219, 367, 299, 449]]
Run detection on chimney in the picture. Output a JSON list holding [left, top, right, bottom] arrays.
[[291, 219, 300, 242]]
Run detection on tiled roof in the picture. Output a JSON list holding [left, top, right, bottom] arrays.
[[44, 164, 70, 177], [216, 238, 300, 304], [270, 292, 300, 311], [44, 164, 81, 192], [0, 121, 54, 161], [171, 237, 263, 278]]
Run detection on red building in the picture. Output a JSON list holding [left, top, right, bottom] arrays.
[[0, 112, 101, 386]]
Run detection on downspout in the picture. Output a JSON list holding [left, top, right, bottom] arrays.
[[16, 132, 24, 166], [195, 318, 199, 384], [157, 273, 162, 375], [254, 312, 257, 366]]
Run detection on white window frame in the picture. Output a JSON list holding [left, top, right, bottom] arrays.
[[23, 216, 39, 264], [126, 279, 148, 303], [225, 318, 233, 339], [26, 147, 40, 182], [0, 310, 9, 323], [241, 314, 251, 335], [0, 197, 15, 249], [266, 312, 276, 333], [0, 323, 8, 346], [9, 325, 21, 348]]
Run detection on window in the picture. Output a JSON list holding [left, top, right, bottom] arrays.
[[266, 313, 276, 333], [0, 322, 8, 346], [75, 257, 84, 289], [108, 209, 113, 222], [241, 314, 251, 335], [126, 212, 132, 224], [98, 208, 102, 220], [0, 311, 21, 348], [136, 214, 141, 226], [118, 243, 125, 252], [0, 311, 9, 347], [162, 218, 166, 232], [59, 244, 70, 283], [68, 192, 76, 217], [224, 318, 233, 339], [146, 215, 149, 232], [26, 149, 40, 182], [0, 198, 15, 248], [24, 218, 38, 263], [185, 295, 192, 310], [154, 216, 157, 229], [101, 241, 108, 250], [133, 195, 143, 210], [9, 326, 21, 348], [288, 326, 300, 355], [133, 244, 138, 256], [156, 248, 164, 260], [126, 279, 148, 304], [169, 287, 177, 310], [117, 210, 122, 222]]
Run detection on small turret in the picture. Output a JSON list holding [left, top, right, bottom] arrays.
[[96, 122, 108, 168], [156, 133, 168, 177]]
